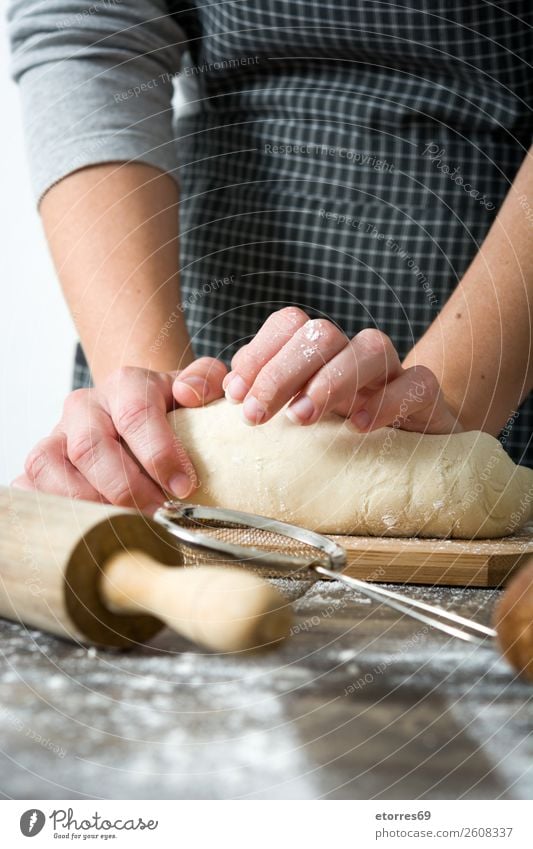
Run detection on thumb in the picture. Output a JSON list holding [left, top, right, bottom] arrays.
[[173, 357, 228, 407]]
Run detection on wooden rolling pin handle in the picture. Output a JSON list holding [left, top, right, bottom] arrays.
[[100, 551, 292, 652], [493, 558, 533, 682]]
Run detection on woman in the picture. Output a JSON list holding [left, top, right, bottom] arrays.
[[8, 0, 533, 510]]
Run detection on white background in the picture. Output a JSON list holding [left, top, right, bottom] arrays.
[[0, 12, 76, 485]]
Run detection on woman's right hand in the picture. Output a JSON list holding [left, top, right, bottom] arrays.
[[12, 357, 227, 512]]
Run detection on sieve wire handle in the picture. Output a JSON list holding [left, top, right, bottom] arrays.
[[313, 565, 497, 644]]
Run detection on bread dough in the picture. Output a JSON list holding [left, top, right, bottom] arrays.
[[167, 400, 533, 538]]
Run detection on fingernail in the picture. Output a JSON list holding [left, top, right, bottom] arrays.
[[225, 374, 249, 403], [353, 410, 371, 431], [168, 472, 194, 499], [242, 396, 266, 425], [175, 375, 209, 402], [286, 395, 315, 423]]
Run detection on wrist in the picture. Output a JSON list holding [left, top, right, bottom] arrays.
[[86, 316, 194, 385]]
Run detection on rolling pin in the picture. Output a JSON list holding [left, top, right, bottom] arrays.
[[0, 486, 291, 652]]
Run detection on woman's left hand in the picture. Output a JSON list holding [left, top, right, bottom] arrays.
[[223, 307, 462, 434]]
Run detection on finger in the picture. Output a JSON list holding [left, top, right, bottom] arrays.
[[286, 328, 402, 424], [173, 357, 228, 407], [103, 368, 198, 499], [11, 474, 37, 491], [351, 365, 460, 434], [23, 432, 105, 501], [242, 318, 348, 424], [63, 390, 168, 510], [224, 307, 309, 402]]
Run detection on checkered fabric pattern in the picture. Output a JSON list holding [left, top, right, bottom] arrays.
[[66, 2, 533, 463]]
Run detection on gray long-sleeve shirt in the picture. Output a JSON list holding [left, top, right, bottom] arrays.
[[8, 0, 187, 200]]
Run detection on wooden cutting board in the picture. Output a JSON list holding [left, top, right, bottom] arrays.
[[331, 528, 533, 587], [185, 524, 533, 588]]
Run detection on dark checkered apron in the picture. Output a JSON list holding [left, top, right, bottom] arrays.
[[74, 0, 533, 465]]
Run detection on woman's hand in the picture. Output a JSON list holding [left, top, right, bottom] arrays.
[[224, 308, 461, 434], [12, 357, 227, 510]]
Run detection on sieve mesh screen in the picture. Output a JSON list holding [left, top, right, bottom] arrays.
[[162, 516, 326, 576]]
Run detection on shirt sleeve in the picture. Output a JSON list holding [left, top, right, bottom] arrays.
[[7, 0, 186, 202]]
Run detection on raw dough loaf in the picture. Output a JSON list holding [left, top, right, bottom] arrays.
[[167, 400, 533, 539]]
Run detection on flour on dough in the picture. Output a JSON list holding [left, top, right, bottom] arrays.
[[168, 400, 533, 539]]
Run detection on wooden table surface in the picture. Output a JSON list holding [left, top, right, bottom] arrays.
[[0, 578, 532, 800]]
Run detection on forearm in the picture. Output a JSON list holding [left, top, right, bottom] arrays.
[[404, 146, 533, 435], [40, 162, 192, 384]]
